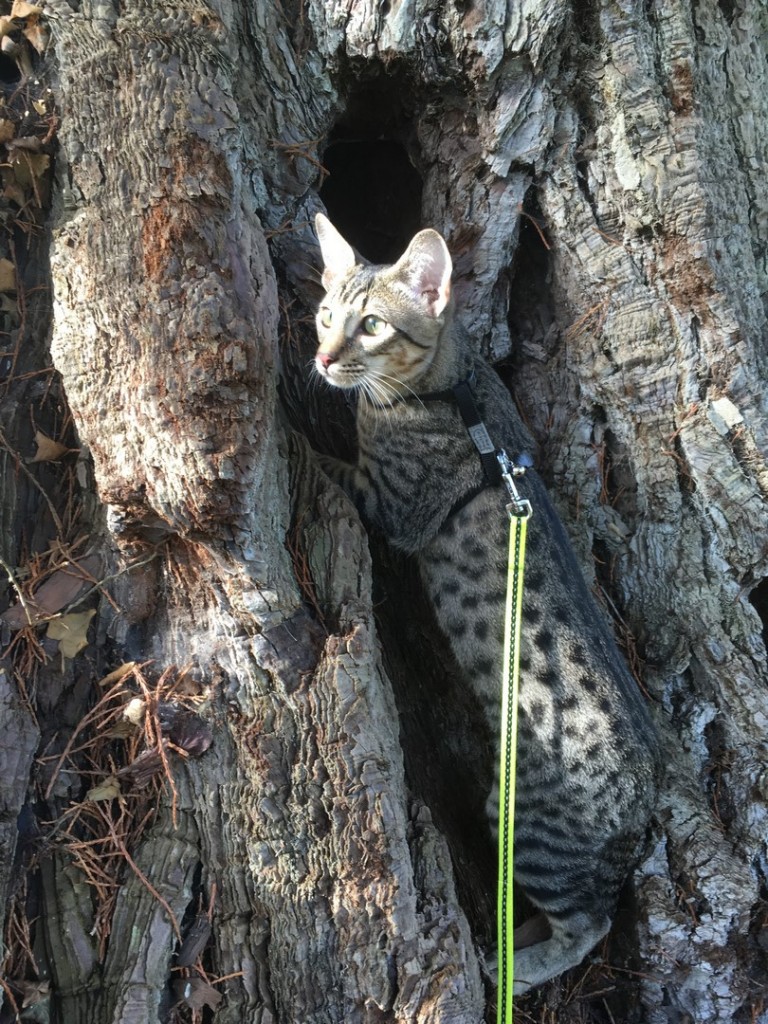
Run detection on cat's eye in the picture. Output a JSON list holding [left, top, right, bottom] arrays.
[[362, 315, 386, 336], [319, 308, 333, 328]]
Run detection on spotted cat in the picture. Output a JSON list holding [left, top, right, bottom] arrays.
[[312, 213, 658, 993]]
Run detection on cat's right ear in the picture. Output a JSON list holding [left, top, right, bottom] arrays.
[[390, 229, 452, 318], [315, 213, 356, 291]]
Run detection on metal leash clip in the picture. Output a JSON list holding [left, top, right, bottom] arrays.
[[497, 450, 533, 520]]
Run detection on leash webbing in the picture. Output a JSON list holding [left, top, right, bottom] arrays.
[[496, 456, 531, 1024], [403, 372, 532, 1016]]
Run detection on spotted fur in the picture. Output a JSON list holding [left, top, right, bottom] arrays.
[[312, 213, 659, 994]]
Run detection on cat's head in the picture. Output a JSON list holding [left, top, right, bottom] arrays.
[[313, 213, 453, 402]]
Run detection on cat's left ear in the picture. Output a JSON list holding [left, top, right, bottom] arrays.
[[315, 213, 356, 291], [390, 229, 452, 318]]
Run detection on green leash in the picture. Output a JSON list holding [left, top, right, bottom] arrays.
[[496, 453, 532, 1024], [429, 373, 532, 1017]]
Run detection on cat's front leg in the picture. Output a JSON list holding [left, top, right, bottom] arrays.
[[315, 453, 378, 520]]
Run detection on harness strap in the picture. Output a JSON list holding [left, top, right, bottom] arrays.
[[451, 379, 503, 488], [415, 367, 477, 403], [406, 370, 503, 489]]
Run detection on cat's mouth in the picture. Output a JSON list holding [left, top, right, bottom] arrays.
[[316, 360, 413, 407], [315, 358, 363, 389]]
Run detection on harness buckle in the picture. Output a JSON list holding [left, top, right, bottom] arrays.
[[497, 450, 532, 520]]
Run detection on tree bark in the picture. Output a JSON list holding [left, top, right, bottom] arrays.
[[1, 0, 766, 1023]]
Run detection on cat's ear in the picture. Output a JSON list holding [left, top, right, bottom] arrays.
[[315, 213, 356, 291], [390, 229, 452, 318]]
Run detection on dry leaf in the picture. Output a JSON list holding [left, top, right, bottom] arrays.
[[0, 118, 14, 143], [0, 257, 15, 292], [8, 134, 42, 152], [23, 20, 49, 52], [9, 148, 49, 187], [3, 174, 26, 206], [14, 979, 49, 1008], [46, 608, 96, 658], [10, 0, 43, 19], [15, 45, 33, 78], [173, 977, 222, 1011], [98, 662, 137, 687], [99, 695, 144, 736], [116, 747, 164, 788], [85, 775, 121, 802], [160, 705, 213, 757], [105, 719, 138, 739], [31, 429, 69, 462], [32, 98, 46, 115], [1, 554, 100, 629], [123, 696, 145, 725]]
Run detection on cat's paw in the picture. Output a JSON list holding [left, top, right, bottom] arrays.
[[314, 452, 345, 481]]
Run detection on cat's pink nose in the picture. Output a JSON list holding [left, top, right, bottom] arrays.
[[317, 352, 336, 368]]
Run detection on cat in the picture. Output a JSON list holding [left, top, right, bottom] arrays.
[[311, 212, 659, 994]]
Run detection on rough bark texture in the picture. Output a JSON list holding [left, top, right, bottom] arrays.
[[0, 0, 766, 1022]]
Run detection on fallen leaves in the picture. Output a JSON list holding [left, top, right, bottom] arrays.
[[34, 664, 214, 966], [45, 607, 96, 659], [0, 14, 18, 40], [2, 660, 223, 1004], [7, 978, 49, 1010], [172, 976, 223, 1012], [7, 139, 50, 189], [1, 553, 100, 629], [98, 662, 138, 687], [11, 1, 43, 20], [122, 696, 145, 725], [7, 1, 48, 58], [0, 256, 15, 291], [85, 774, 121, 802], [30, 429, 73, 462], [0, 4, 54, 335]]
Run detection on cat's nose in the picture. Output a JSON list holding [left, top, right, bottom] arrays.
[[317, 352, 337, 369]]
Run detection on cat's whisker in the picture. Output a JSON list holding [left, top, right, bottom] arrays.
[[308, 366, 330, 397], [370, 370, 427, 410], [357, 378, 397, 440], [358, 381, 373, 412], [367, 374, 398, 407], [369, 386, 394, 440], [367, 371, 404, 406], [305, 358, 322, 391], [296, 258, 325, 286], [364, 376, 402, 436], [361, 372, 392, 407], [359, 379, 382, 412]]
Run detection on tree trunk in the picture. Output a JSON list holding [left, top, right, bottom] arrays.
[[1, 0, 766, 1022]]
